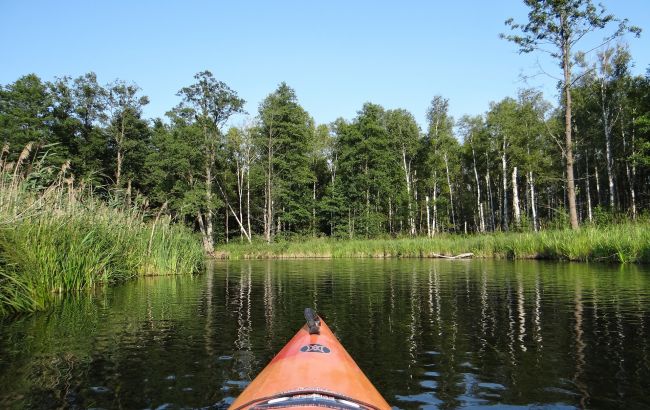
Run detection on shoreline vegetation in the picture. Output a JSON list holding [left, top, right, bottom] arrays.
[[0, 146, 204, 316], [218, 222, 650, 263]]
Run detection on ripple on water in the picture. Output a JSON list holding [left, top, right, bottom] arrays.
[[88, 386, 111, 394], [395, 392, 443, 407], [419, 379, 438, 389]]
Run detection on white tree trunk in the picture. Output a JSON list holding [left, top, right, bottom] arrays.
[[313, 180, 317, 236], [501, 138, 509, 231], [425, 195, 431, 238], [432, 174, 438, 235], [601, 81, 616, 209], [443, 152, 455, 229], [512, 166, 521, 228], [486, 170, 495, 231], [528, 170, 539, 231], [623, 123, 637, 219], [205, 159, 215, 253], [584, 154, 593, 223], [402, 148, 416, 236], [594, 164, 601, 206], [471, 145, 485, 232], [246, 167, 251, 239]]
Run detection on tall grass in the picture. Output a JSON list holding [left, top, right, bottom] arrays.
[[0, 145, 204, 315], [220, 223, 650, 263]]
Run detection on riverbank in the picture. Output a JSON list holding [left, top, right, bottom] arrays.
[[0, 153, 204, 315], [219, 222, 650, 263]]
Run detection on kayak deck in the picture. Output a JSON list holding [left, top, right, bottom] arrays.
[[229, 310, 390, 410]]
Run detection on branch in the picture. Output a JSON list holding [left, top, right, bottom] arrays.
[[215, 178, 251, 242], [570, 66, 596, 87]]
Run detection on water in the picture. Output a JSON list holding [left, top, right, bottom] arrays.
[[1, 259, 650, 409]]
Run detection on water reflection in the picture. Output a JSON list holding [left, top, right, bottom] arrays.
[[0, 260, 650, 409]]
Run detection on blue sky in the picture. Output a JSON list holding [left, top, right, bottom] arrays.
[[1, 1, 648, 129]]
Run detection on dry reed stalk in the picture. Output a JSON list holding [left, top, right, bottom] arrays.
[[11, 143, 33, 186], [9, 143, 34, 214]]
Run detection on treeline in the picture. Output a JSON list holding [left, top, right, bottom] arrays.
[[1, 47, 649, 251]]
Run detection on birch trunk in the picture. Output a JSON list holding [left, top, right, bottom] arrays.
[[623, 120, 637, 219], [425, 195, 431, 238], [246, 167, 251, 240], [388, 197, 393, 234], [312, 180, 316, 236], [237, 161, 244, 242], [204, 148, 215, 253], [443, 152, 455, 229], [512, 166, 521, 228], [471, 143, 485, 232], [486, 169, 495, 232], [561, 14, 579, 229], [432, 174, 438, 235], [527, 170, 539, 231], [402, 148, 415, 236], [584, 153, 593, 223], [602, 89, 615, 209], [598, 52, 618, 210], [594, 164, 601, 206], [631, 117, 637, 219], [501, 138, 509, 231]]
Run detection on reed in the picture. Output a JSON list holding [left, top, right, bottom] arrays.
[[220, 222, 650, 263], [0, 148, 204, 315]]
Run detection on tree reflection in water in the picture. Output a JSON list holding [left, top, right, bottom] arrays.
[[0, 259, 649, 409]]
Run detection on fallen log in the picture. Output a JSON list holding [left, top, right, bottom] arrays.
[[430, 252, 474, 259]]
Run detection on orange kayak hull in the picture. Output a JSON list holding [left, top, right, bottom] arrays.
[[229, 320, 390, 410]]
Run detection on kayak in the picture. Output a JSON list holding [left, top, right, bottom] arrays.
[[229, 309, 391, 410]]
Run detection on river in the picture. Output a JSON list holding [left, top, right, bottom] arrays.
[[1, 259, 649, 409]]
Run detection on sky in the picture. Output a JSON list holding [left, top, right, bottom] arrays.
[[1, 0, 649, 130]]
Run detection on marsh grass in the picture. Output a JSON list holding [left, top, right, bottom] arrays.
[[221, 223, 650, 263], [0, 145, 203, 315]]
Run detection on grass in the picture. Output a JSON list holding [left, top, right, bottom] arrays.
[[0, 145, 204, 315], [219, 223, 650, 264]]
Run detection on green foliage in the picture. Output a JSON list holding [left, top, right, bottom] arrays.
[[258, 83, 314, 235], [0, 153, 204, 316], [221, 223, 650, 264], [2, 61, 650, 247]]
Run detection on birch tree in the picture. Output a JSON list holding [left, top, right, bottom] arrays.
[[502, 0, 640, 229], [105, 80, 149, 190], [386, 109, 420, 236], [177, 71, 245, 253]]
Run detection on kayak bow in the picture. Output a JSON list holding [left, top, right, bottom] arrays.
[[229, 309, 391, 410]]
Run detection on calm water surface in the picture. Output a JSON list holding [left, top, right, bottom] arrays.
[[1, 260, 650, 409]]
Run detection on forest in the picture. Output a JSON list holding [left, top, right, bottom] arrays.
[[2, 42, 649, 254]]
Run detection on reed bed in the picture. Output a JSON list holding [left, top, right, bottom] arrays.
[[221, 223, 650, 263], [0, 145, 204, 315]]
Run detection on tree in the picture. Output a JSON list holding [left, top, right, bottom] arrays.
[[176, 71, 245, 252], [257, 83, 313, 240], [386, 109, 420, 236], [0, 74, 53, 158], [458, 115, 486, 232], [309, 124, 331, 236], [502, 0, 641, 229], [71, 73, 108, 180], [224, 121, 257, 243], [105, 80, 149, 190], [422, 96, 458, 232], [145, 112, 204, 226]]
